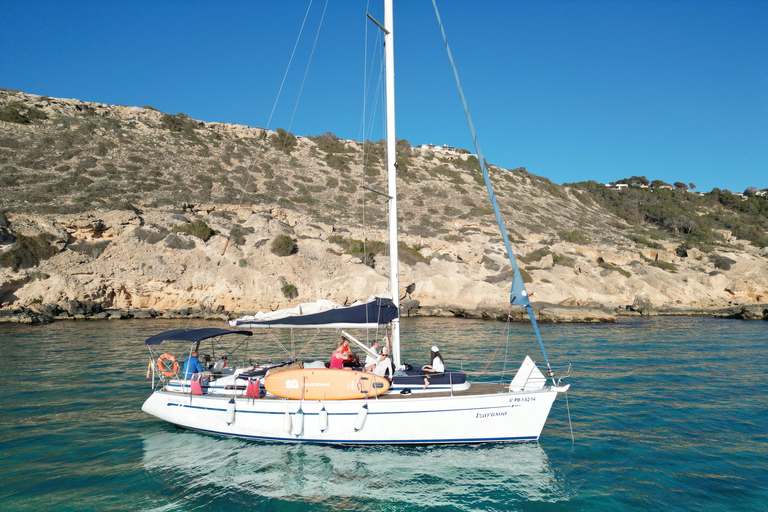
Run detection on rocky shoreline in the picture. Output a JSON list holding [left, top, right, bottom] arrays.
[[2, 298, 765, 325]]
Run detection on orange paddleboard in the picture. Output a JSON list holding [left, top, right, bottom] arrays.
[[264, 368, 390, 400]]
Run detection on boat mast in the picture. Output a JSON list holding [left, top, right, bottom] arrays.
[[384, 0, 401, 368]]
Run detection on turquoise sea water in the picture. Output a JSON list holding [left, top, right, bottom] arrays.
[[0, 316, 766, 511]]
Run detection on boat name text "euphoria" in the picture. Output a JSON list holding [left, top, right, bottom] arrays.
[[476, 411, 508, 419]]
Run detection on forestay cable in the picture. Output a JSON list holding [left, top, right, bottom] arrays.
[[431, 0, 551, 371]]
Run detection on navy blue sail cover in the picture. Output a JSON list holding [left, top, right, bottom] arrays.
[[144, 328, 252, 346], [231, 297, 399, 329]]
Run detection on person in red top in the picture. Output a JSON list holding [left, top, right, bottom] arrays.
[[330, 337, 351, 369]]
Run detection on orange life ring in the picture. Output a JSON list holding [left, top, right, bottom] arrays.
[[157, 353, 179, 377]]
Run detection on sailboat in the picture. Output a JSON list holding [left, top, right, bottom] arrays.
[[141, 0, 570, 444]]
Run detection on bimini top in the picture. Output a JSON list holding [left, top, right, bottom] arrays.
[[144, 328, 253, 346], [229, 297, 399, 329]]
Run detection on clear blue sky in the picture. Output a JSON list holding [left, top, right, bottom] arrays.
[[2, 0, 766, 193]]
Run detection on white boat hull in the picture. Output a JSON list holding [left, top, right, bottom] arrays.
[[142, 386, 560, 444]]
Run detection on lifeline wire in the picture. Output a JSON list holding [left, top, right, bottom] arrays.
[[470, 303, 513, 383]]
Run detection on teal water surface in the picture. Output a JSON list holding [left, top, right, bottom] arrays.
[[0, 316, 766, 511]]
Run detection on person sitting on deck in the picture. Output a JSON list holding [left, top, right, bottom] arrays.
[[421, 346, 445, 389], [343, 351, 361, 368], [330, 337, 351, 369], [212, 356, 228, 373], [364, 340, 380, 372], [373, 346, 393, 378], [182, 352, 204, 379]]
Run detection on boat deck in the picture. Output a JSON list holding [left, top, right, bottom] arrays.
[[162, 381, 514, 400], [376, 382, 510, 399]]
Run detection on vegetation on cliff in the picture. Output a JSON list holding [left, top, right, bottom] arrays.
[[3, 89, 765, 259], [567, 179, 768, 248]]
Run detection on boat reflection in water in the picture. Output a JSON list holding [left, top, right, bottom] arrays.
[[142, 431, 566, 507]]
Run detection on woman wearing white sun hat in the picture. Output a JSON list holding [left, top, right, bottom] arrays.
[[420, 345, 445, 389]]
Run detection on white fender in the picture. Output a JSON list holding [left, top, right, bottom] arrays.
[[319, 405, 328, 433], [293, 408, 304, 437], [354, 403, 369, 432], [283, 407, 293, 434], [226, 398, 236, 425]]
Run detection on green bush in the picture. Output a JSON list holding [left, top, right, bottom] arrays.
[[566, 179, 768, 248], [651, 260, 677, 272], [160, 113, 196, 134], [362, 140, 384, 165], [0, 102, 48, 124], [397, 241, 428, 267], [676, 243, 692, 258], [310, 132, 349, 153], [0, 233, 59, 270], [271, 235, 297, 256], [713, 256, 736, 271], [28, 270, 50, 281], [172, 220, 213, 241], [328, 235, 386, 256], [103, 200, 139, 213], [282, 283, 298, 299], [558, 230, 591, 244], [599, 261, 631, 278], [632, 234, 664, 249], [552, 253, 575, 267], [270, 128, 296, 153], [324, 153, 350, 171], [519, 248, 551, 264]]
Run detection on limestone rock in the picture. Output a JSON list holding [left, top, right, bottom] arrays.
[[686, 247, 704, 260], [537, 306, 616, 323], [400, 299, 420, 316], [735, 306, 768, 320], [631, 293, 656, 316]]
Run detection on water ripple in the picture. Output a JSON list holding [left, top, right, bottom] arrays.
[[0, 317, 766, 511]]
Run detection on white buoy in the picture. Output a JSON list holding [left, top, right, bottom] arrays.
[[226, 398, 236, 425], [294, 408, 304, 437], [283, 407, 293, 434], [354, 403, 369, 432], [319, 405, 329, 433]]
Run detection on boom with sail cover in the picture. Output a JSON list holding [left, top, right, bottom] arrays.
[[229, 297, 398, 329]]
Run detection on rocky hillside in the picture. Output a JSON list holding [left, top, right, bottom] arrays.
[[1, 90, 767, 323]]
